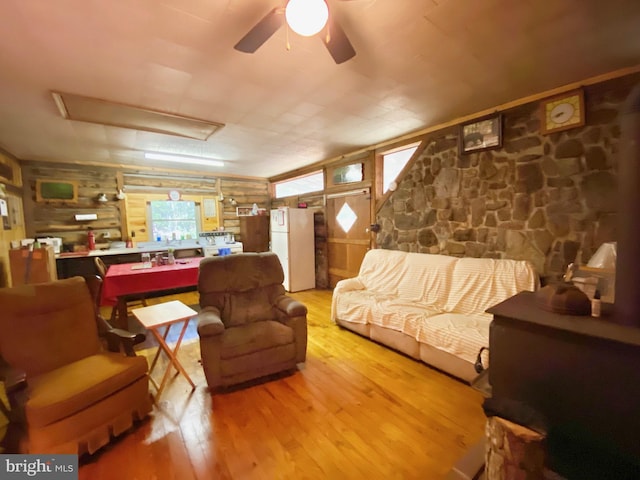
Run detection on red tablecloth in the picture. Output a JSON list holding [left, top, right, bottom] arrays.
[[100, 257, 204, 306]]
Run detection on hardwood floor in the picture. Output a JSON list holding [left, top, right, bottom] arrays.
[[81, 289, 486, 480]]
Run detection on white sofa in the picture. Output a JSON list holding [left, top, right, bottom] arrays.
[[331, 249, 539, 383]]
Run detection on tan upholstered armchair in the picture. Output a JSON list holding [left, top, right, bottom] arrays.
[[0, 276, 151, 455], [197, 252, 308, 389]]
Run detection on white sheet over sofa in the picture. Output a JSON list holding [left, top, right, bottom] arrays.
[[331, 249, 538, 383]]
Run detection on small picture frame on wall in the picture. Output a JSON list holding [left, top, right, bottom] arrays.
[[35, 179, 79, 203], [236, 207, 252, 216], [459, 114, 503, 155]]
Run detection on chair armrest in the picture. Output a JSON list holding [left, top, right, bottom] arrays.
[[84, 273, 145, 356], [0, 358, 26, 395], [274, 295, 308, 317], [0, 357, 27, 425], [93, 311, 145, 356], [196, 306, 225, 337], [104, 328, 143, 357], [273, 300, 308, 363]]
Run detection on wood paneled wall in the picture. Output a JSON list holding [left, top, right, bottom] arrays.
[[219, 178, 271, 239], [19, 162, 270, 250], [0, 151, 26, 287], [21, 162, 122, 249]]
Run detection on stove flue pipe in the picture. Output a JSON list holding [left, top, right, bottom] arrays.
[[615, 82, 640, 327]]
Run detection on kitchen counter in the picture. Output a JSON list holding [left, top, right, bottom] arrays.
[[56, 241, 205, 259], [55, 240, 244, 279]]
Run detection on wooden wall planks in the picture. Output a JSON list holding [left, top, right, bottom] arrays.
[[19, 162, 270, 250]]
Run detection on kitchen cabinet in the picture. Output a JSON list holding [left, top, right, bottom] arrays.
[[239, 215, 269, 252]]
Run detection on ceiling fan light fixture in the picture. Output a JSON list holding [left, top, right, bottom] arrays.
[[285, 0, 329, 37]]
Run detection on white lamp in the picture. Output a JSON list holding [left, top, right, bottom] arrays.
[[587, 242, 617, 270], [285, 0, 329, 37]]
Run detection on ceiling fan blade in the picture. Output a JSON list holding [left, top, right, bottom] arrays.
[[323, 16, 356, 64], [234, 8, 285, 53]]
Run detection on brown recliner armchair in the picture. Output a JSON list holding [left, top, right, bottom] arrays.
[[197, 252, 308, 389], [0, 276, 151, 455]]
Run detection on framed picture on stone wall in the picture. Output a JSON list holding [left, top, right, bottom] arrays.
[[459, 114, 503, 155]]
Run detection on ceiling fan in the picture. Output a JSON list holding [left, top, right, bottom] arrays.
[[234, 0, 357, 64]]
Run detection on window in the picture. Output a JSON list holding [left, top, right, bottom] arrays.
[[382, 144, 418, 193], [274, 170, 324, 198], [149, 200, 200, 241], [332, 163, 363, 185]]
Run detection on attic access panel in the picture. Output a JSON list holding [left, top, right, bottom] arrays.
[[52, 92, 224, 141]]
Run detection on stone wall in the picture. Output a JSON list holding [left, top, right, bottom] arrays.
[[376, 73, 640, 283]]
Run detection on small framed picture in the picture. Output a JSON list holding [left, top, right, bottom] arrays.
[[236, 207, 252, 216], [459, 114, 503, 154]]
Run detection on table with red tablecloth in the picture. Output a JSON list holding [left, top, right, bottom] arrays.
[[100, 257, 204, 328]]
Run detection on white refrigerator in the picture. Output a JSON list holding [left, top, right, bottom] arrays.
[[270, 207, 316, 292]]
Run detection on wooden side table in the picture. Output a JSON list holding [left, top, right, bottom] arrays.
[[132, 300, 197, 398]]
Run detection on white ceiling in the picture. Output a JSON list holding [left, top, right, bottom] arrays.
[[0, 0, 639, 179]]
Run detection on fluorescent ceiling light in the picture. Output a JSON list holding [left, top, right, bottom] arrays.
[[144, 152, 224, 167]]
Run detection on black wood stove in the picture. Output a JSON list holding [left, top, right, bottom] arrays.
[[487, 293, 640, 479]]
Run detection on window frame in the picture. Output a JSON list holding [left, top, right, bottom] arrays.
[[273, 170, 325, 199], [374, 139, 424, 211], [147, 200, 201, 241]]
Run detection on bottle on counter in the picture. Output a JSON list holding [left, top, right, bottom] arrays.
[[127, 230, 136, 248], [87, 229, 96, 251]]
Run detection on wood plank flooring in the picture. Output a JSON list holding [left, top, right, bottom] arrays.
[[81, 289, 486, 480]]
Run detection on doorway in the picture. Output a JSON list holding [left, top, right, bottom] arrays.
[[326, 190, 371, 287]]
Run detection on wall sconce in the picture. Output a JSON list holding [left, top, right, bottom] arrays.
[[218, 192, 224, 202], [96, 193, 108, 203], [115, 188, 126, 200], [230, 198, 237, 206], [434, 224, 450, 251]]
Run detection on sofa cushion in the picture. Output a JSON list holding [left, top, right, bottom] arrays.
[[356, 249, 412, 296], [333, 290, 396, 325], [444, 257, 538, 315], [354, 249, 457, 303], [25, 353, 148, 428], [221, 320, 293, 359], [396, 253, 457, 306], [416, 313, 492, 365], [370, 299, 442, 338]]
